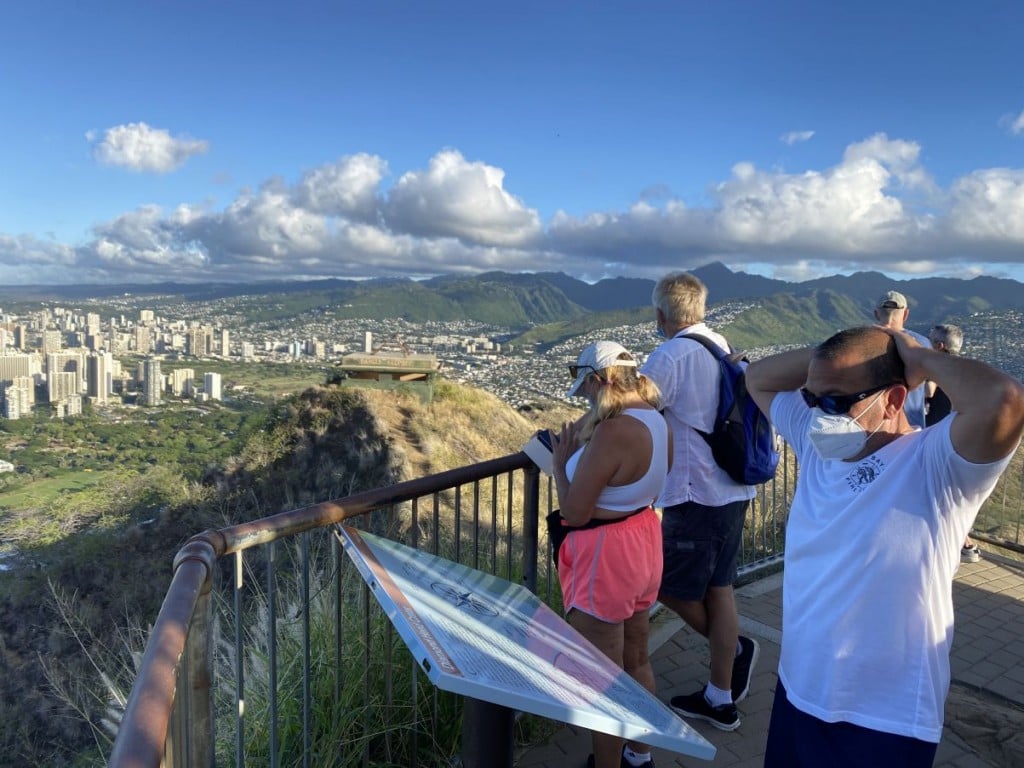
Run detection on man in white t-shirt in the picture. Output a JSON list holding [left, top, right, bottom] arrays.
[[873, 290, 930, 428], [745, 326, 1024, 768]]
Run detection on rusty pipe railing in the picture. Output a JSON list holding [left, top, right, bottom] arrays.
[[109, 452, 536, 768], [110, 445, 798, 768]]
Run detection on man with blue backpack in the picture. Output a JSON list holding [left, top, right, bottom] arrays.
[[640, 271, 768, 732]]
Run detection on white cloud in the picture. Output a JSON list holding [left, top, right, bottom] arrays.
[[384, 150, 542, 246], [946, 168, 1024, 245], [781, 130, 815, 145], [293, 153, 387, 221], [549, 133, 933, 265], [1012, 110, 1024, 136], [0, 234, 77, 266], [90, 122, 209, 173], [5, 134, 1024, 285]]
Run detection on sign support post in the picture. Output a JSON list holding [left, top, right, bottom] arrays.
[[461, 698, 514, 768]]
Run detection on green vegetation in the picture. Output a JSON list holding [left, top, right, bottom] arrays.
[[0, 404, 266, 548], [723, 290, 870, 351], [129, 357, 331, 400], [0, 377, 554, 765], [510, 307, 651, 350]]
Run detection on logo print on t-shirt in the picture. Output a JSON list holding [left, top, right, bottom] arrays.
[[846, 456, 885, 493]]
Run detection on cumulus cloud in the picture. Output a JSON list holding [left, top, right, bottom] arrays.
[[5, 135, 1024, 285], [90, 122, 209, 173], [550, 133, 934, 266], [781, 130, 815, 145], [384, 150, 542, 246], [293, 153, 387, 221], [946, 169, 1024, 246]]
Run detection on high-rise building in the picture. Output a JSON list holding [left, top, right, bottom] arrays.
[[139, 309, 154, 324], [186, 328, 211, 358], [41, 329, 63, 354], [0, 352, 33, 384], [1, 384, 30, 419], [12, 376, 35, 406], [143, 358, 163, 406], [241, 342, 255, 360], [204, 372, 222, 401], [220, 329, 230, 356], [87, 351, 112, 405], [46, 350, 86, 393], [134, 326, 152, 354], [170, 368, 194, 397], [48, 371, 77, 404]]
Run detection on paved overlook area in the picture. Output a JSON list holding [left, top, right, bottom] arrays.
[[517, 552, 1024, 768]]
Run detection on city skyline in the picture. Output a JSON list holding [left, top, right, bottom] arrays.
[[2, 2, 1023, 286]]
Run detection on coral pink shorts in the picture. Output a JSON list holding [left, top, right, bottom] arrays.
[[558, 507, 663, 623]]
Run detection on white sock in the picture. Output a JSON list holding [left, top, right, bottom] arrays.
[[622, 746, 652, 766], [705, 682, 733, 708]]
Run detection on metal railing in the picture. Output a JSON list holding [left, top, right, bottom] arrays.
[[109, 448, 795, 768], [971, 448, 1024, 556]]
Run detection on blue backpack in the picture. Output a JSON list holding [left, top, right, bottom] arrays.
[[680, 334, 780, 485]]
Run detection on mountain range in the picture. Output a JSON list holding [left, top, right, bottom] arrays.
[[2, 263, 1020, 348]]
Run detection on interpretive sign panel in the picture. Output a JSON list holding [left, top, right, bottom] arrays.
[[335, 525, 715, 761]]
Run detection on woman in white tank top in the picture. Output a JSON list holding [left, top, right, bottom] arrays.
[[552, 341, 673, 768]]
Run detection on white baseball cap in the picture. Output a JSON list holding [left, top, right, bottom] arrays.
[[566, 341, 637, 398]]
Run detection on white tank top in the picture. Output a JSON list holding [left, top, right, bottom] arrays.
[[565, 408, 669, 512]]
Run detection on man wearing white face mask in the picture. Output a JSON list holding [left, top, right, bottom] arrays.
[[744, 326, 1024, 768]]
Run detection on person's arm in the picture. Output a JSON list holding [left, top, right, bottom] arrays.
[[744, 347, 815, 420], [551, 418, 624, 526], [886, 330, 1024, 463]]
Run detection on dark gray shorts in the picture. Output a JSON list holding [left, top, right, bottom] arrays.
[[659, 499, 748, 601]]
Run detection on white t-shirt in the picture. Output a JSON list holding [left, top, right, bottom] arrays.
[[771, 390, 1012, 742], [640, 323, 755, 507], [903, 329, 931, 428]]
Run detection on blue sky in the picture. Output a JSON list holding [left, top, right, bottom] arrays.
[[2, 1, 1023, 285]]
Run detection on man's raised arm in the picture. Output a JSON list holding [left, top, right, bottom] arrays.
[[888, 331, 1024, 464], [745, 347, 815, 419]]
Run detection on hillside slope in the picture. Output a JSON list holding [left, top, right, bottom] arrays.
[[0, 378, 572, 765]]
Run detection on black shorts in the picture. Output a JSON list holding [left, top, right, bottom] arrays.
[[659, 499, 747, 601], [765, 681, 938, 768]]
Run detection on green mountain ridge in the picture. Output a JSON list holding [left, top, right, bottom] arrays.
[[2, 263, 1021, 343]]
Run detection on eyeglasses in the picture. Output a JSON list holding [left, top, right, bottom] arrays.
[[799, 383, 892, 416], [568, 364, 597, 380]]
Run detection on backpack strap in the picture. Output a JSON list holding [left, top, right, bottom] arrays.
[[675, 332, 729, 360]]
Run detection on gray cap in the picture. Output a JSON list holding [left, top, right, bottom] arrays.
[[876, 290, 908, 309]]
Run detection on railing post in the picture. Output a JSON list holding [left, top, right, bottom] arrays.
[[521, 465, 540, 595], [183, 584, 215, 767]]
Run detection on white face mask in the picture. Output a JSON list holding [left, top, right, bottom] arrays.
[[807, 391, 887, 461]]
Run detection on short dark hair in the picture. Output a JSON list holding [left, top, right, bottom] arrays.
[[814, 326, 906, 387]]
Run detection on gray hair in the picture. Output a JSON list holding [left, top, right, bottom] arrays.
[[652, 271, 707, 327], [929, 324, 963, 355]]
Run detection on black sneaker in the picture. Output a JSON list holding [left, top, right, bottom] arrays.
[[670, 687, 740, 731], [731, 635, 760, 703]]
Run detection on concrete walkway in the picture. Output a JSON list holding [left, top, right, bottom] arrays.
[[516, 551, 1024, 768]]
